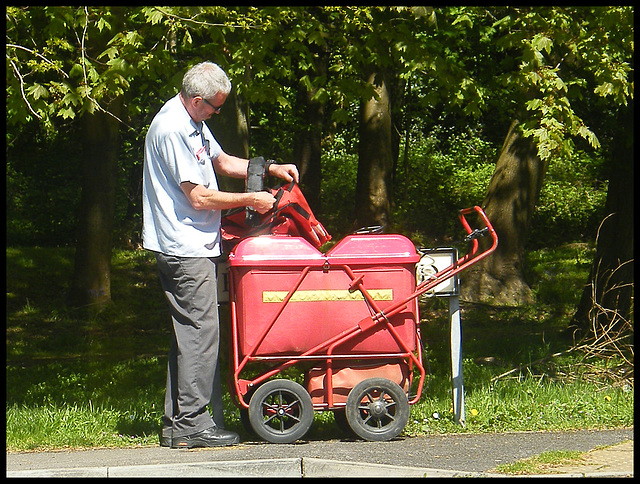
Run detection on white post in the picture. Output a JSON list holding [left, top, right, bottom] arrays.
[[449, 295, 465, 427]]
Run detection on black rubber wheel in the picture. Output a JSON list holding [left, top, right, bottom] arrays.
[[345, 377, 410, 441], [248, 379, 314, 444]]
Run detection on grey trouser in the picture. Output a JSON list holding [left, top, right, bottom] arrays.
[[155, 254, 225, 439]]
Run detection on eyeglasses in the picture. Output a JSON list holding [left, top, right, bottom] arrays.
[[202, 97, 223, 114]]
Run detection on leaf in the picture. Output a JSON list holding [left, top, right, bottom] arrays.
[[310, 87, 329, 103], [59, 107, 76, 119], [62, 90, 81, 107], [553, 76, 567, 92], [26, 83, 49, 100], [308, 30, 326, 47], [107, 57, 128, 73], [579, 128, 601, 149], [69, 63, 85, 77], [98, 46, 119, 61], [492, 14, 512, 28], [532, 34, 553, 54], [452, 14, 473, 28], [183, 30, 192, 46], [526, 98, 543, 111], [299, 75, 313, 91], [142, 7, 164, 25], [594, 82, 613, 97], [96, 17, 111, 32], [275, 94, 290, 108]]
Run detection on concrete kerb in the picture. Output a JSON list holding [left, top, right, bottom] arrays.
[[5, 459, 476, 478], [6, 458, 297, 478], [300, 458, 486, 477], [5, 457, 633, 478]]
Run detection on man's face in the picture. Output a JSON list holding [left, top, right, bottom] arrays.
[[192, 92, 227, 122]]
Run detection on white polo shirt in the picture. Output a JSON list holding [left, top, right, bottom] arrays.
[[142, 94, 224, 257]]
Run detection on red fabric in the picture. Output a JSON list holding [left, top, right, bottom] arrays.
[[221, 182, 331, 251]]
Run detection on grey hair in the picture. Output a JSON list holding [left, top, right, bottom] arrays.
[[180, 62, 232, 99]]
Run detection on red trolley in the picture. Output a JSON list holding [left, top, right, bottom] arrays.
[[226, 205, 497, 443]]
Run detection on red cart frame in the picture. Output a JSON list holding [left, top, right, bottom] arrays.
[[226, 206, 497, 443]]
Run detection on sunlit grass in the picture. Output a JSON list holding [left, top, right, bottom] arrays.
[[494, 449, 585, 475], [6, 403, 159, 450], [404, 363, 633, 436]]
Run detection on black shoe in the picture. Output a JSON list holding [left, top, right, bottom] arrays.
[[160, 435, 172, 447], [172, 426, 240, 449]]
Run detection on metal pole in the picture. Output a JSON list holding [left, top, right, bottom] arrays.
[[449, 295, 465, 426]]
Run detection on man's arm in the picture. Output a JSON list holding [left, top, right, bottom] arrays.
[[182, 151, 301, 213], [213, 151, 300, 183], [180, 182, 275, 213], [212, 151, 250, 179]]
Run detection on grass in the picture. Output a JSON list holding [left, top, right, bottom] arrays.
[[493, 449, 585, 475], [5, 243, 633, 452]]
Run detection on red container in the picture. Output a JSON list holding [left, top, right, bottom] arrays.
[[229, 234, 420, 357]]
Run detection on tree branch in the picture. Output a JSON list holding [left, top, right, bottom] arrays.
[[6, 55, 42, 119], [74, 7, 135, 131], [5, 43, 70, 79], [154, 6, 261, 29]]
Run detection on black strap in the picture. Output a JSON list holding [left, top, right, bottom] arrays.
[[246, 156, 266, 193], [245, 156, 267, 227]]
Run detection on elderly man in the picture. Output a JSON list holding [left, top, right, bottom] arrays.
[[142, 61, 299, 448]]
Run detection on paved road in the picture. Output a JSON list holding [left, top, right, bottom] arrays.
[[7, 427, 633, 477]]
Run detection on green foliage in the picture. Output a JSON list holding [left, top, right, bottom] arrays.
[[318, 132, 360, 234], [9, 6, 632, 140], [6, 6, 631, 248], [436, 6, 633, 161], [329, 124, 607, 248], [5, 8, 631, 451], [6, 112, 609, 249], [531, 150, 608, 247], [391, 127, 497, 241]]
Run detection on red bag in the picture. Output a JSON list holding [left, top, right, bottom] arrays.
[[221, 181, 331, 252], [305, 362, 410, 405]]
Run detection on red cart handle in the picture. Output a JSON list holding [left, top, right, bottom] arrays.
[[458, 206, 498, 259]]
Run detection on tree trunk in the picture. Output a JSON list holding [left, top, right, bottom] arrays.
[[571, 101, 634, 336], [207, 89, 250, 193], [461, 119, 548, 306], [293, 86, 324, 213], [69, 100, 122, 309], [355, 70, 394, 229], [293, 23, 328, 214]]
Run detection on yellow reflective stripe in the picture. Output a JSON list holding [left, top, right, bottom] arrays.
[[262, 289, 393, 303]]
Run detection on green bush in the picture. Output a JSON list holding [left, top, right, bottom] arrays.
[[531, 151, 608, 247]]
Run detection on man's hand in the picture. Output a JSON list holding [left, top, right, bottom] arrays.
[[269, 163, 299, 183], [252, 191, 277, 214]]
